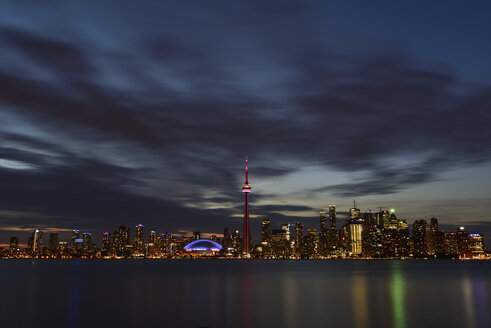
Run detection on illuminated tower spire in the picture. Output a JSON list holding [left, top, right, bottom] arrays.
[[242, 154, 251, 256]]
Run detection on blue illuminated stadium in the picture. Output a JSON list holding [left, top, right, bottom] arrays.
[[184, 239, 222, 252]]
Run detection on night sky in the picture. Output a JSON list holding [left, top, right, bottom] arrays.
[[1, 1, 491, 246]]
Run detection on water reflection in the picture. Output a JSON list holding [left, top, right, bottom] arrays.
[[391, 262, 407, 328], [462, 273, 476, 328], [474, 274, 489, 328], [352, 273, 368, 328], [69, 261, 81, 328]]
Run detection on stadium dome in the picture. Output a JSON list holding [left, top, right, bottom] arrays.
[[184, 239, 222, 252]]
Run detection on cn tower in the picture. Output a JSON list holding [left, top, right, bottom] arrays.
[[241, 155, 251, 256]]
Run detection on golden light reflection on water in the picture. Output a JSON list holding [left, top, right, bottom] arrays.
[[391, 262, 406, 328], [462, 274, 476, 328], [353, 273, 368, 328]]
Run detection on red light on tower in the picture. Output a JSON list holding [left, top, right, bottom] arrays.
[[242, 155, 251, 256]]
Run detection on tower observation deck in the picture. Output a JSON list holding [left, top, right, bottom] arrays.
[[242, 155, 251, 255]]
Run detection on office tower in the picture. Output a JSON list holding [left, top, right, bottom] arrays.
[[113, 225, 130, 253], [49, 232, 58, 252], [375, 210, 390, 227], [9, 237, 19, 252], [445, 232, 458, 257], [102, 232, 111, 251], [295, 222, 304, 255], [433, 230, 446, 258], [261, 219, 271, 254], [193, 231, 201, 241], [222, 228, 232, 251], [456, 227, 471, 258], [135, 224, 144, 253], [428, 217, 438, 256], [363, 211, 373, 228], [469, 233, 485, 258], [348, 222, 363, 255], [387, 209, 398, 229], [58, 242, 68, 256], [241, 155, 252, 256], [303, 229, 318, 258], [319, 211, 328, 256], [271, 228, 290, 258], [328, 205, 336, 229], [363, 227, 383, 258], [149, 230, 156, 245], [350, 202, 361, 221], [32, 229, 42, 253], [232, 229, 242, 255], [281, 224, 291, 241], [320, 211, 327, 232], [72, 230, 80, 248], [82, 233, 91, 251], [412, 220, 428, 257]]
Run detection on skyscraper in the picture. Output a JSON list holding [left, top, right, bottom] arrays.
[[82, 233, 92, 251], [32, 229, 42, 253], [102, 232, 111, 251], [9, 237, 19, 253], [49, 232, 58, 252], [348, 202, 363, 255], [320, 211, 327, 232], [72, 230, 80, 249], [135, 224, 144, 253], [428, 217, 438, 256], [113, 226, 130, 254], [241, 155, 251, 256], [261, 219, 271, 254], [149, 230, 156, 245], [328, 205, 336, 229], [348, 222, 363, 255], [319, 211, 328, 256], [412, 220, 428, 257], [295, 222, 304, 255]]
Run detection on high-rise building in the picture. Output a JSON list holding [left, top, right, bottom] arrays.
[[319, 211, 329, 257], [261, 219, 271, 254], [135, 224, 144, 253], [102, 232, 111, 251], [320, 211, 327, 232], [32, 229, 42, 253], [386, 209, 398, 229], [348, 222, 363, 255], [412, 220, 428, 257], [295, 222, 304, 255], [113, 226, 130, 253], [456, 227, 471, 258], [445, 232, 458, 257], [82, 233, 92, 251], [328, 205, 336, 229], [469, 233, 485, 258], [241, 155, 252, 256], [350, 204, 361, 221], [281, 224, 291, 241], [149, 230, 156, 245], [49, 232, 59, 253], [363, 211, 374, 228], [72, 230, 80, 249], [428, 217, 439, 256], [9, 237, 19, 253], [303, 229, 318, 258], [193, 231, 200, 241]]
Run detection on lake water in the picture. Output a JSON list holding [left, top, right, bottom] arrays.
[[1, 260, 489, 328]]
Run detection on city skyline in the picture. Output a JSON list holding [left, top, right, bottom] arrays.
[[2, 156, 487, 259], [1, 1, 491, 247]]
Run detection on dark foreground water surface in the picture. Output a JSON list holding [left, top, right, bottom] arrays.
[[1, 260, 490, 328]]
